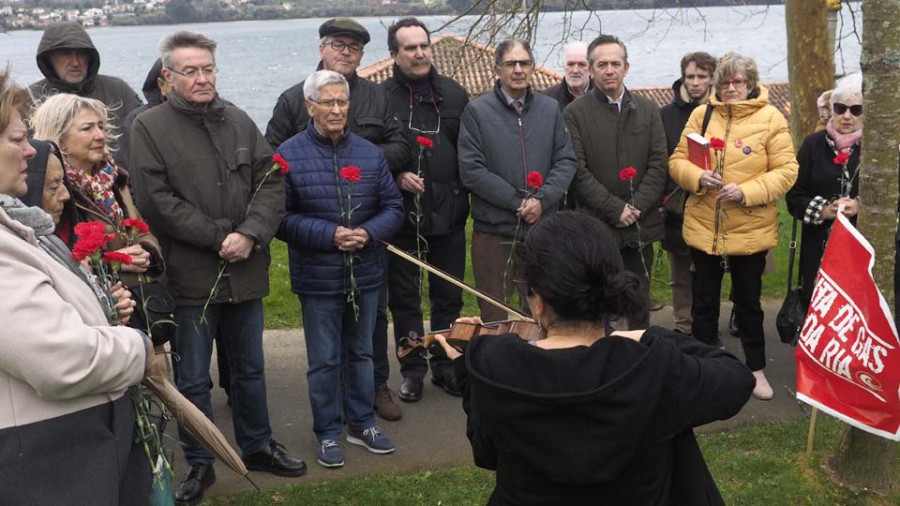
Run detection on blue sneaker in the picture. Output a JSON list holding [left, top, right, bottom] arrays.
[[316, 439, 344, 468], [346, 426, 395, 454]]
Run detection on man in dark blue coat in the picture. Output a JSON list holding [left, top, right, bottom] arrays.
[[276, 70, 404, 469]]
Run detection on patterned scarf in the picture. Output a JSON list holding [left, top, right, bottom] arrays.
[[66, 159, 124, 225], [825, 119, 862, 152]]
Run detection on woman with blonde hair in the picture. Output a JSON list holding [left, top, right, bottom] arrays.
[[31, 93, 164, 285], [669, 53, 798, 401]]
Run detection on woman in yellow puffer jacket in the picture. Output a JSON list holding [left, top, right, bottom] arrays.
[[669, 53, 798, 401]]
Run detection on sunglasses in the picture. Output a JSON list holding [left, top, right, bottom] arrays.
[[833, 103, 863, 116]]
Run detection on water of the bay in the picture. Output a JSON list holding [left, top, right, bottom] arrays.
[[1, 4, 862, 129]]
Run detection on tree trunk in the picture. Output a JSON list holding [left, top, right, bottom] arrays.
[[784, 0, 835, 149], [829, 0, 900, 493]]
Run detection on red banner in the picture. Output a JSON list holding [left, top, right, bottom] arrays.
[[795, 213, 900, 440]]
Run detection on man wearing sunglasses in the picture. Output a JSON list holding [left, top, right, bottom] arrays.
[[380, 18, 470, 405]]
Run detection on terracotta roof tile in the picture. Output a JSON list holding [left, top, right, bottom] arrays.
[[360, 36, 792, 122]]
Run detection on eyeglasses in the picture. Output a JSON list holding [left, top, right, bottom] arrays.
[[407, 87, 441, 135], [833, 103, 863, 116], [167, 66, 218, 80], [312, 98, 350, 109], [718, 78, 747, 90], [324, 40, 364, 54], [501, 59, 534, 70]]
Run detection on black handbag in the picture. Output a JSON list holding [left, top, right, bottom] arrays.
[[776, 219, 805, 344], [129, 280, 177, 346]]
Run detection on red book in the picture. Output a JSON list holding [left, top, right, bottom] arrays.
[[687, 132, 711, 170]]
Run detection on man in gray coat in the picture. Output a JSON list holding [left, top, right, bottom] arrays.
[[563, 34, 669, 329], [458, 38, 577, 323], [130, 31, 306, 504]]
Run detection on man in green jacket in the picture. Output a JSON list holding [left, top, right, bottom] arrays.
[[130, 30, 306, 504], [563, 35, 669, 329]]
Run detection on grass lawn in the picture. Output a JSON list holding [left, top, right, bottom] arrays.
[[262, 201, 797, 329], [203, 415, 899, 505]]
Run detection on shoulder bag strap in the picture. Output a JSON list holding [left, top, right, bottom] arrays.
[[787, 218, 799, 291], [700, 104, 714, 137]]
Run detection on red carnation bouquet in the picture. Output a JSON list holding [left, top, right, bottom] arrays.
[[340, 166, 363, 319], [71, 221, 131, 324], [503, 171, 544, 303]]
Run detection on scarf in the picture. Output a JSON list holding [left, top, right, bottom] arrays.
[[0, 193, 56, 236], [826, 119, 862, 152], [66, 159, 124, 225]]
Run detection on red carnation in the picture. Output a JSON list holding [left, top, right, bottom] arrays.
[[526, 171, 543, 190], [709, 137, 726, 151], [273, 153, 290, 175], [416, 136, 434, 149], [834, 152, 851, 165], [122, 218, 149, 234], [103, 251, 133, 266], [618, 167, 638, 181], [339, 166, 361, 182], [74, 221, 106, 237]]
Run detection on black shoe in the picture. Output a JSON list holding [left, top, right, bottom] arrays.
[[398, 376, 423, 402], [243, 439, 307, 477], [729, 307, 742, 337], [175, 462, 216, 504], [431, 365, 462, 397]]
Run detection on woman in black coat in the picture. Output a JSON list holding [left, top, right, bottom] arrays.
[[436, 211, 755, 506], [787, 73, 863, 309]]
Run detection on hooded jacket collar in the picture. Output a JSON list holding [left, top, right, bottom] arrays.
[[709, 85, 768, 120], [141, 58, 165, 106], [669, 78, 711, 110], [167, 89, 226, 122], [35, 22, 101, 95]]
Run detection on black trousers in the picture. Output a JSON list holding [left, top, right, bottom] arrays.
[[380, 228, 466, 380], [620, 245, 654, 330], [691, 248, 767, 371], [371, 284, 390, 389]]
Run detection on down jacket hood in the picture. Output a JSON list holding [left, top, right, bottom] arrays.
[[35, 22, 101, 94], [141, 58, 165, 106]]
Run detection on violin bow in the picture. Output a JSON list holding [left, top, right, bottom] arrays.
[[380, 241, 533, 322]]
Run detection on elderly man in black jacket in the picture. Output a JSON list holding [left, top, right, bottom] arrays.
[[266, 17, 409, 422], [131, 31, 306, 504], [381, 18, 470, 405], [564, 34, 669, 330]]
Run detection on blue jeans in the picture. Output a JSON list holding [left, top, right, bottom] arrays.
[[300, 289, 379, 441], [172, 299, 272, 465]]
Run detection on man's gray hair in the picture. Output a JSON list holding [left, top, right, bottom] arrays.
[[304, 70, 350, 103], [563, 41, 589, 62], [831, 72, 863, 106], [158, 31, 218, 70]]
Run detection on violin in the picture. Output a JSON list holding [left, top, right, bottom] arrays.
[[396, 319, 546, 359]]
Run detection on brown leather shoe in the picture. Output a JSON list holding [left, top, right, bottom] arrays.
[[374, 387, 402, 421]]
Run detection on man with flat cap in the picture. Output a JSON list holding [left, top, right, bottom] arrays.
[[266, 18, 409, 422]]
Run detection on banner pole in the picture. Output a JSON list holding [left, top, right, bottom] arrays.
[[806, 407, 819, 454]]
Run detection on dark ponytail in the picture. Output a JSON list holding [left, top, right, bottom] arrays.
[[518, 211, 648, 323]]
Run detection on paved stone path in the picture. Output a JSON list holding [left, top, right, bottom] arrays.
[[170, 300, 810, 499]]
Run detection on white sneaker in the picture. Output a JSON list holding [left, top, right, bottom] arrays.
[[752, 370, 774, 401]]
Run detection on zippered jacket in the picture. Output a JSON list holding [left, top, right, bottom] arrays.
[[276, 125, 404, 296], [669, 86, 798, 256], [564, 87, 669, 248], [458, 82, 577, 238], [130, 92, 284, 305]]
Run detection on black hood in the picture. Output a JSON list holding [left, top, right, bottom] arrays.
[[23, 139, 58, 206], [141, 58, 165, 106], [669, 78, 691, 109], [464, 332, 669, 485], [35, 22, 101, 94]]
